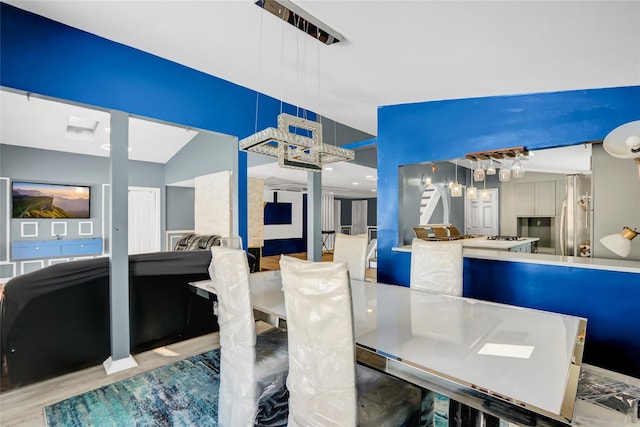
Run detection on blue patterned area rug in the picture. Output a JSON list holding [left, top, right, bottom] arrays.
[[45, 350, 222, 426]]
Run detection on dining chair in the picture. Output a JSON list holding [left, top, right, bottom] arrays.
[[209, 246, 289, 427], [410, 238, 464, 296], [431, 226, 457, 240], [279, 255, 421, 427], [412, 226, 431, 240], [333, 232, 368, 281], [447, 225, 462, 238]]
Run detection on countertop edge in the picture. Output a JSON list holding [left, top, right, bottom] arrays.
[[392, 246, 640, 274]]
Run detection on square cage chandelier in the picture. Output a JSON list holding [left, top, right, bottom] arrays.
[[239, 113, 355, 172]]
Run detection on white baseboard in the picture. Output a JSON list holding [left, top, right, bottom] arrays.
[[103, 355, 138, 375]]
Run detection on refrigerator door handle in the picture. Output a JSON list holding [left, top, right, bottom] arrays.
[[560, 200, 567, 256]]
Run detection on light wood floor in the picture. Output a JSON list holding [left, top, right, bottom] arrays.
[[0, 333, 220, 426], [261, 252, 377, 281]]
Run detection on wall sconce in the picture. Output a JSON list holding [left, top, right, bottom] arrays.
[[599, 121, 640, 258], [600, 227, 638, 257], [603, 120, 640, 185]]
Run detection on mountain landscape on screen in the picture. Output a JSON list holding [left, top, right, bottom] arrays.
[[12, 182, 90, 218]]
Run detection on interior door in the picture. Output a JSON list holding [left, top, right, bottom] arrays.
[[465, 189, 499, 236], [128, 187, 160, 254]]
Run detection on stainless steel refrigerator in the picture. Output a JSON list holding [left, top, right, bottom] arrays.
[[560, 174, 593, 257]]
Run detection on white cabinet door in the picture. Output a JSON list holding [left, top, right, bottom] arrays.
[[534, 181, 556, 216], [515, 183, 535, 216]]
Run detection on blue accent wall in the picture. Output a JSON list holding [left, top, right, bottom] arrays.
[[0, 3, 315, 247], [377, 86, 640, 377], [377, 86, 640, 286], [465, 258, 640, 378]]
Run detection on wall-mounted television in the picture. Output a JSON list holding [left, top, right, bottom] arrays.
[[12, 181, 91, 219], [264, 202, 292, 225]]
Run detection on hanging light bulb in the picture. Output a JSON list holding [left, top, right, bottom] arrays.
[[486, 158, 496, 175], [451, 159, 462, 197], [499, 154, 511, 181], [467, 160, 477, 199], [511, 152, 525, 178], [479, 174, 491, 201], [474, 159, 485, 182]]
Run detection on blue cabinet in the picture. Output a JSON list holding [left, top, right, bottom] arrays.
[[12, 238, 103, 260]]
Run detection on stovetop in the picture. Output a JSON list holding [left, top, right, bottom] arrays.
[[486, 235, 524, 241]]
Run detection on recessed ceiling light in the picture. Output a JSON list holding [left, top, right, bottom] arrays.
[[352, 182, 359, 185], [65, 115, 98, 141], [100, 143, 132, 153], [365, 175, 373, 178], [371, 189, 376, 192], [324, 166, 333, 171]]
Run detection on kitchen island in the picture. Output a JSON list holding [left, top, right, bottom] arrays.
[[394, 236, 540, 253]]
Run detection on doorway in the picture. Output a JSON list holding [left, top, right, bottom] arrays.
[[464, 188, 499, 236], [128, 187, 161, 254]]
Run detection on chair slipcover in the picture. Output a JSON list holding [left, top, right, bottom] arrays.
[[279, 255, 420, 427], [333, 233, 368, 281], [410, 238, 463, 296], [209, 246, 288, 427]]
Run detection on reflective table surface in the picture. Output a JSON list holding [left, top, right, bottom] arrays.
[[193, 271, 587, 425]]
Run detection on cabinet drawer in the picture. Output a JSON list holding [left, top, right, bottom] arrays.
[[60, 240, 102, 256], [12, 243, 60, 259]]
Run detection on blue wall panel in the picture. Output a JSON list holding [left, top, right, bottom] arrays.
[[465, 259, 640, 378]]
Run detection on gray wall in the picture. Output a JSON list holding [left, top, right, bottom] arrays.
[[166, 186, 195, 230], [165, 131, 237, 185], [592, 143, 640, 260], [399, 161, 470, 245], [1, 143, 166, 247]]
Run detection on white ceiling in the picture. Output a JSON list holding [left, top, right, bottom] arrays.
[[2, 1, 638, 195], [0, 90, 198, 163], [6, 1, 638, 136]]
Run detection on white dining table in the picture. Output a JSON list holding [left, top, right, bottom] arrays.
[[191, 270, 586, 426]]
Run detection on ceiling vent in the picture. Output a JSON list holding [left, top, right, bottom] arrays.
[[65, 115, 98, 141], [256, 0, 343, 45]]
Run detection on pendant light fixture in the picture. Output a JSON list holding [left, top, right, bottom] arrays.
[[451, 159, 462, 197], [499, 154, 512, 182], [473, 160, 485, 182], [511, 152, 525, 178], [479, 174, 491, 201], [239, 3, 354, 172], [467, 160, 478, 199], [486, 158, 496, 175]]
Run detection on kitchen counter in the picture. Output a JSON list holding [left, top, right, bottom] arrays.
[[394, 236, 540, 252], [392, 242, 640, 274]]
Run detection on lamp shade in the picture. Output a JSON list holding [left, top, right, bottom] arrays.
[[600, 227, 638, 257], [603, 120, 640, 160]]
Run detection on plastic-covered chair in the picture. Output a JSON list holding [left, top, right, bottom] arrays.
[[209, 246, 289, 426], [333, 233, 368, 281], [279, 255, 421, 427], [410, 238, 463, 296]]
